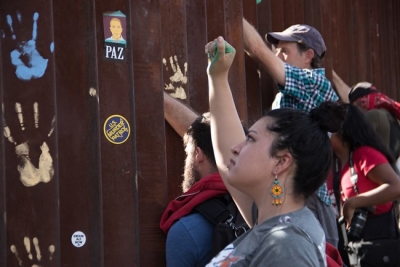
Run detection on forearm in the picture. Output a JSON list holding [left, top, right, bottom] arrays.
[[209, 76, 245, 170], [164, 92, 198, 137], [347, 183, 400, 209], [242, 18, 285, 86], [208, 75, 253, 226], [331, 70, 350, 103]]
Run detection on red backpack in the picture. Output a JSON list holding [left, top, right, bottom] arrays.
[[326, 242, 343, 267]]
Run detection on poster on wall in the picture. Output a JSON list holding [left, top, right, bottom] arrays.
[[103, 11, 126, 61]]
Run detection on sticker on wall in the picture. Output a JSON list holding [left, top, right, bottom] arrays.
[[71, 231, 86, 248], [103, 115, 131, 144], [103, 11, 126, 61]]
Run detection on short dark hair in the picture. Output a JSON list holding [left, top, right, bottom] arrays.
[[265, 101, 345, 200], [296, 42, 323, 69], [183, 112, 217, 169]]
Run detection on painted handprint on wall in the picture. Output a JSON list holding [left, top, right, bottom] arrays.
[[4, 11, 54, 81], [2, 10, 56, 187], [11, 237, 55, 267], [163, 55, 187, 99], [4, 103, 55, 187]]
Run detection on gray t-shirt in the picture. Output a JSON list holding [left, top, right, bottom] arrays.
[[206, 207, 327, 267]]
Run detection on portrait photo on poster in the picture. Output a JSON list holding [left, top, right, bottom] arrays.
[[103, 11, 126, 45], [103, 11, 127, 61]]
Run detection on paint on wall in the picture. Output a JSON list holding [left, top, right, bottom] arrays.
[[2, 11, 56, 187], [163, 55, 187, 99]]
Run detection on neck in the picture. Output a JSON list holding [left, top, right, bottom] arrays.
[[334, 146, 350, 168], [256, 198, 305, 223], [255, 183, 305, 224]]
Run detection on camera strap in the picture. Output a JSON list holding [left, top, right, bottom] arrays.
[[348, 151, 360, 195]]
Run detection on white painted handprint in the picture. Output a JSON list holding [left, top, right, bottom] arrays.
[[4, 102, 55, 187], [4, 11, 54, 81], [163, 55, 188, 99], [11, 237, 55, 267]]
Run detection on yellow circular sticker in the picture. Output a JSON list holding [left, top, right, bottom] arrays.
[[103, 115, 130, 144]]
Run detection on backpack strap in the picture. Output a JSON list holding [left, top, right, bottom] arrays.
[[194, 194, 249, 237], [194, 194, 233, 225]]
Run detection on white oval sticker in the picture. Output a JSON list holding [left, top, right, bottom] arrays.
[[71, 231, 86, 247]]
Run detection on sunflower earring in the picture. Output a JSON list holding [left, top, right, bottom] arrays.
[[270, 174, 284, 205]]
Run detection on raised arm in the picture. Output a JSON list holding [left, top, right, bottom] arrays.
[[164, 92, 198, 138], [331, 69, 351, 103], [242, 18, 286, 86], [206, 36, 254, 226]]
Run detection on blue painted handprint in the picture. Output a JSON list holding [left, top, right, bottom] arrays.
[[4, 11, 54, 81]]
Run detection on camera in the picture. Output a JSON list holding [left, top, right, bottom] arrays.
[[347, 206, 375, 241]]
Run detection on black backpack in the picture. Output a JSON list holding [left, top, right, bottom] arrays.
[[194, 194, 249, 257]]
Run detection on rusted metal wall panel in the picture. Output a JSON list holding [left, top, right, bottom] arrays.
[[0, 1, 60, 266], [160, 0, 191, 204], [96, 0, 138, 266], [328, 0, 400, 99], [53, 0, 103, 266], [0, 1, 400, 267]]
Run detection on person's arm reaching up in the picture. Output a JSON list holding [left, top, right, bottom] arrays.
[[242, 18, 286, 86], [331, 70, 350, 103], [206, 36, 254, 226], [164, 92, 198, 138]]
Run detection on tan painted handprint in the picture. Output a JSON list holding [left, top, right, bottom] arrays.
[[3, 102, 55, 187], [163, 55, 187, 99], [10, 237, 55, 267]]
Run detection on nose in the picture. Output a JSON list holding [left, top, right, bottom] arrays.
[[231, 141, 243, 155]]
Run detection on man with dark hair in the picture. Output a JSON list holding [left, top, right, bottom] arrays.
[[242, 19, 339, 247], [160, 92, 230, 267]]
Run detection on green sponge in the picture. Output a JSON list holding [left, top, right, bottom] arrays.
[[213, 41, 235, 56]]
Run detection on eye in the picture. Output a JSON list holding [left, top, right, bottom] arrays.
[[246, 134, 254, 142]]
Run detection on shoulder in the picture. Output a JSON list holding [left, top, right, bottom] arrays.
[[354, 146, 388, 170], [257, 224, 325, 266], [355, 146, 386, 160], [168, 213, 213, 238], [284, 65, 333, 92], [167, 213, 214, 267]]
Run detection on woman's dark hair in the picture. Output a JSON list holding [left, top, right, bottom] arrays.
[[183, 112, 217, 169], [297, 42, 323, 68], [265, 101, 345, 200], [333, 103, 398, 171]]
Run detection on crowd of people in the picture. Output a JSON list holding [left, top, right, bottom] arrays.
[[160, 17, 400, 267]]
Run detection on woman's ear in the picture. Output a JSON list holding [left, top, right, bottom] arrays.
[[273, 152, 294, 175]]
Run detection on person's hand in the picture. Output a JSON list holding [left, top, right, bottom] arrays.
[[342, 199, 356, 229], [205, 36, 236, 77]]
